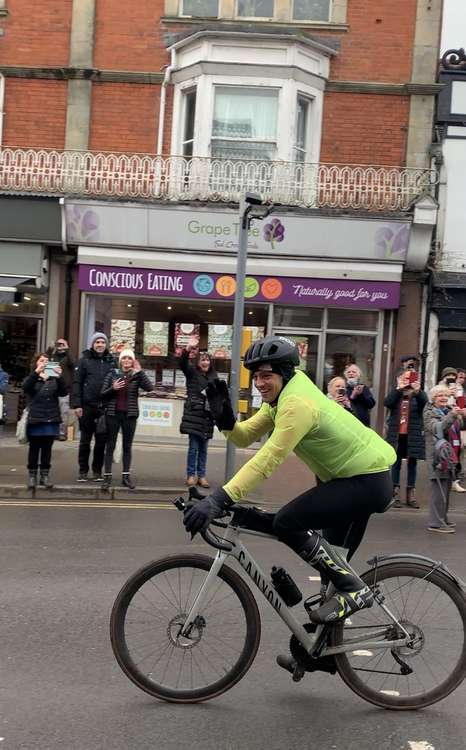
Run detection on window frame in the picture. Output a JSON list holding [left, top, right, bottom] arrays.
[[293, 94, 312, 163], [235, 0, 275, 21], [179, 0, 219, 18], [181, 88, 197, 157], [291, 0, 332, 23]]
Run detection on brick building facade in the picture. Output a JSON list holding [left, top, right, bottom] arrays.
[[0, 0, 442, 433]]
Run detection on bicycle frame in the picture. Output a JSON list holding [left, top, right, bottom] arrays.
[[181, 522, 410, 656]]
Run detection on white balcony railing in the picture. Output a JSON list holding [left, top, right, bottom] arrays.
[[0, 148, 438, 211]]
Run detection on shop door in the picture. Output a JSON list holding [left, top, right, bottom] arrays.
[[273, 330, 321, 384]]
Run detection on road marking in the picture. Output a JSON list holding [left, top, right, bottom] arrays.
[[0, 500, 174, 510], [407, 743, 434, 750]]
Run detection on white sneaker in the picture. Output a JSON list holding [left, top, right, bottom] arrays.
[[452, 480, 466, 493], [427, 526, 455, 534]]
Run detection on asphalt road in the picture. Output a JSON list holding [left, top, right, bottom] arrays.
[[1, 499, 466, 750]]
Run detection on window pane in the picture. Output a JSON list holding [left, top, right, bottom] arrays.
[[213, 87, 278, 139], [211, 140, 275, 160], [294, 96, 309, 162], [324, 334, 376, 387], [237, 0, 274, 17], [182, 0, 218, 17], [274, 306, 323, 328], [293, 0, 330, 21], [327, 309, 379, 331], [183, 90, 196, 156]]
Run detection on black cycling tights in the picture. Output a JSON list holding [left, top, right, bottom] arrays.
[[272, 470, 393, 561]]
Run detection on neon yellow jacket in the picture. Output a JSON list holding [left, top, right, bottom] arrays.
[[223, 370, 396, 502]]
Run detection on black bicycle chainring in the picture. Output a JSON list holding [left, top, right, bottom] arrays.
[[289, 623, 337, 675]]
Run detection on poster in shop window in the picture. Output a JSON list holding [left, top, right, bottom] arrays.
[[208, 324, 233, 359], [143, 321, 169, 356], [110, 319, 136, 355], [174, 323, 200, 356]]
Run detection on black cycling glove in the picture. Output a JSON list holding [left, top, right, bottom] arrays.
[[183, 487, 233, 536], [206, 379, 236, 431]]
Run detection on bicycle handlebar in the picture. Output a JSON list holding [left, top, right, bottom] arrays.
[[171, 496, 234, 553]]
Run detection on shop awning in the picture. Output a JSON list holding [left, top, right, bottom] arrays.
[[77, 247, 403, 283]]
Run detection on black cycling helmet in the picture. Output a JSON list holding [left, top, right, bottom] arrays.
[[244, 335, 300, 371]]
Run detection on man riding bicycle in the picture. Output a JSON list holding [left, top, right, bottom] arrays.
[[183, 335, 396, 630]]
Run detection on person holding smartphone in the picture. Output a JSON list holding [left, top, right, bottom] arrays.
[[384, 356, 427, 508], [344, 363, 376, 426], [22, 352, 68, 489], [327, 376, 353, 413]]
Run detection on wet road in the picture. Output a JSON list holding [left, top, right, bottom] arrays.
[[1, 499, 466, 750]]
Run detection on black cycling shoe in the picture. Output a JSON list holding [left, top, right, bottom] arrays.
[[309, 586, 374, 625], [276, 655, 305, 682]]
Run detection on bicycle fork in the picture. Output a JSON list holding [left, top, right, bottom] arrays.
[[179, 550, 229, 639]]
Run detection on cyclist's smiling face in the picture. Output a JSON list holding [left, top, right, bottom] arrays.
[[253, 365, 283, 403]]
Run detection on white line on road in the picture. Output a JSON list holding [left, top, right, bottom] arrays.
[[0, 500, 174, 510], [407, 742, 435, 750]]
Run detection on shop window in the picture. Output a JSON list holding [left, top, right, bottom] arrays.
[[182, 89, 197, 158], [181, 0, 218, 16], [273, 305, 322, 329], [211, 87, 278, 161], [294, 96, 311, 163], [292, 0, 330, 21], [237, 0, 274, 18], [327, 309, 379, 332], [324, 333, 375, 387]]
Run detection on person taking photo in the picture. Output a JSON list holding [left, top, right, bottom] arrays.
[[344, 363, 376, 427]]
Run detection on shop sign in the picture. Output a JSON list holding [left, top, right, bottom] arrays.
[[67, 202, 410, 262], [139, 399, 173, 427], [79, 264, 401, 309]]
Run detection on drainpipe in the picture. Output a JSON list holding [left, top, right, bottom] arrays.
[[156, 47, 176, 156], [59, 197, 74, 340], [0, 74, 5, 145]]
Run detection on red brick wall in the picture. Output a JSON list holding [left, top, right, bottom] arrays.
[[2, 79, 67, 148], [94, 0, 167, 71], [89, 83, 160, 153], [0, 0, 72, 66], [309, 0, 417, 83], [320, 93, 410, 165]]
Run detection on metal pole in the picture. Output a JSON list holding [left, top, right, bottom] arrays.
[[225, 198, 251, 481]]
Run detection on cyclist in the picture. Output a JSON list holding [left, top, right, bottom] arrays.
[[183, 335, 396, 628]]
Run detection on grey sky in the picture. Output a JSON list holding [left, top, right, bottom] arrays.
[[441, 0, 466, 52]]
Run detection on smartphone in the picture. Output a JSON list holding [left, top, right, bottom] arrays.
[[337, 387, 346, 396], [408, 370, 418, 384], [44, 361, 59, 377]]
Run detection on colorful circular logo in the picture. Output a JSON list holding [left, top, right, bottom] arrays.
[[216, 275, 236, 297], [244, 277, 260, 299], [261, 278, 283, 300], [193, 274, 214, 296]]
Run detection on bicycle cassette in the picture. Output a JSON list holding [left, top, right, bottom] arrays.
[[289, 623, 337, 675]]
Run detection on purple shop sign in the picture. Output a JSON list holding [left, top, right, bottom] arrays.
[[78, 264, 400, 309]]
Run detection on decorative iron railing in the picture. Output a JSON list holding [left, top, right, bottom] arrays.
[[0, 148, 438, 211]]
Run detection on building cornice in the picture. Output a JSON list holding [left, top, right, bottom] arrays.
[[326, 80, 443, 95], [0, 66, 164, 84]]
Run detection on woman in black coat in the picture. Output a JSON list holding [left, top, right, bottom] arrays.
[[344, 363, 376, 427], [179, 346, 217, 488], [100, 349, 154, 491], [23, 352, 68, 489], [384, 369, 427, 508]]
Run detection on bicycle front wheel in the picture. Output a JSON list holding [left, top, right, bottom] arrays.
[[331, 562, 466, 710], [110, 554, 261, 703]]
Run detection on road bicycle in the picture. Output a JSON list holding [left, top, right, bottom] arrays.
[[110, 492, 466, 710]]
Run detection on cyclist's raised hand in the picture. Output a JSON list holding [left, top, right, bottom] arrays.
[[205, 379, 236, 430], [183, 488, 233, 536]]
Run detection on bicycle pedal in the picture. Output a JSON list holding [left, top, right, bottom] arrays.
[[276, 654, 305, 682]]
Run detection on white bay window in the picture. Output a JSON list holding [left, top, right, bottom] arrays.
[[211, 87, 278, 160]]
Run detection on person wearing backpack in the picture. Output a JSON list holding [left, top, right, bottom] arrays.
[[423, 384, 464, 534]]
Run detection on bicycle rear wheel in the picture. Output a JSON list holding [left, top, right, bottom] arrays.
[[110, 554, 261, 703], [330, 562, 466, 709]]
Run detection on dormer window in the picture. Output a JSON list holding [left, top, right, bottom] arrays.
[[181, 0, 218, 17]]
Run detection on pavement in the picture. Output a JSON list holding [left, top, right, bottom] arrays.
[[2, 431, 466, 516]]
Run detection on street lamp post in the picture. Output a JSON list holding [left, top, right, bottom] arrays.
[[224, 194, 272, 482]]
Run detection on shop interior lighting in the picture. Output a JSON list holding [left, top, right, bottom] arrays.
[[23, 295, 31, 301], [167, 305, 172, 310], [127, 303, 132, 308], [39, 302, 45, 307], [207, 308, 212, 313], [12, 302, 19, 307], [0, 285, 17, 292], [248, 311, 253, 315]]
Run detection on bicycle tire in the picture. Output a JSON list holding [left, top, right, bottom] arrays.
[[110, 554, 261, 703], [330, 562, 466, 710]]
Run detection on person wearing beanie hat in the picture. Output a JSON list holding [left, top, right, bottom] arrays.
[[71, 331, 115, 482], [100, 350, 154, 491]]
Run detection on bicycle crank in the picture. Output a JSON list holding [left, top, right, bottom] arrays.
[[288, 623, 337, 676]]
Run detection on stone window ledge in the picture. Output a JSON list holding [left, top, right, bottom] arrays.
[[161, 16, 348, 31]]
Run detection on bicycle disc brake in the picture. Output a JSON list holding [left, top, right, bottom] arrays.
[[289, 623, 337, 675]]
